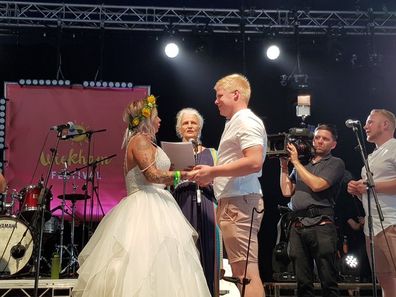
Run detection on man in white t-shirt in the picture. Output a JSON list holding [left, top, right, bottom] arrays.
[[193, 73, 267, 297], [348, 109, 396, 297]]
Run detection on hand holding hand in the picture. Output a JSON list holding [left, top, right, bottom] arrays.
[[347, 179, 366, 197], [183, 169, 198, 180], [191, 165, 213, 187]]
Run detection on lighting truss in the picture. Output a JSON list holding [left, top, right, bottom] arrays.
[[0, 2, 395, 35]]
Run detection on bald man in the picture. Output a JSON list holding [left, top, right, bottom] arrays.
[[348, 109, 396, 297]]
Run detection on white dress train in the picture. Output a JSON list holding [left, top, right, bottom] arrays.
[[72, 146, 211, 297]]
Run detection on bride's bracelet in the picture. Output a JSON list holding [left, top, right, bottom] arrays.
[[173, 170, 181, 187]]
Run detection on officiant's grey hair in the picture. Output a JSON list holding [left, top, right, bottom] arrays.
[[175, 108, 204, 141]]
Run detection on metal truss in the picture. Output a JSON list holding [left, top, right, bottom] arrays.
[[0, 1, 396, 35]]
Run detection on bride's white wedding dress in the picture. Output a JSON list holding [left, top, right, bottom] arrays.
[[72, 146, 211, 297]]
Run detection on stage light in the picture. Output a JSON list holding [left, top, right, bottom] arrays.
[[345, 255, 358, 269], [266, 45, 280, 60], [0, 98, 6, 150], [18, 79, 71, 87], [340, 253, 360, 282], [81, 80, 133, 89], [164, 42, 179, 58]]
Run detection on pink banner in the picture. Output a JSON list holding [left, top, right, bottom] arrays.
[[5, 83, 149, 220]]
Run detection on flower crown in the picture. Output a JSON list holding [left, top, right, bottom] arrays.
[[129, 95, 157, 130]]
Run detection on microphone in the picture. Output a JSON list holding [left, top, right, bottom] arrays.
[[345, 119, 361, 128], [189, 139, 199, 149], [10, 243, 26, 259], [50, 121, 75, 131], [61, 125, 80, 140]]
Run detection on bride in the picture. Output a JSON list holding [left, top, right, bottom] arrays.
[[72, 95, 211, 297]]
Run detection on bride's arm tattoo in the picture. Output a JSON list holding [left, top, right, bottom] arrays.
[[131, 135, 175, 185]]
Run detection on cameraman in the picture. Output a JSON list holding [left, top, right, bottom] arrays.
[[279, 124, 345, 297]]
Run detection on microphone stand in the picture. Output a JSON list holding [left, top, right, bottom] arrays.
[[33, 129, 62, 297], [58, 164, 69, 270], [350, 125, 383, 297], [81, 132, 92, 247], [88, 157, 106, 229], [72, 129, 106, 247], [221, 207, 264, 297], [68, 154, 116, 231], [192, 142, 201, 206]]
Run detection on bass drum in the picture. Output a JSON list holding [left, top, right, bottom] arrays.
[[0, 216, 34, 275]]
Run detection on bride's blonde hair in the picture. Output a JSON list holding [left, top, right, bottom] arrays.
[[121, 95, 158, 148]]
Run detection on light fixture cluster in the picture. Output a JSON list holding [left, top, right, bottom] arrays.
[[82, 81, 133, 88], [0, 98, 6, 154], [18, 79, 71, 86]]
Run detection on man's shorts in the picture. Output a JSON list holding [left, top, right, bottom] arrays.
[[366, 224, 396, 278], [217, 194, 264, 264]]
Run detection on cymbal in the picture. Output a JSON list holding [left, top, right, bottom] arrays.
[[57, 194, 90, 201]]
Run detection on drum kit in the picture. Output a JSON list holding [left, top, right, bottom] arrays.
[[0, 181, 88, 277], [0, 126, 115, 281]]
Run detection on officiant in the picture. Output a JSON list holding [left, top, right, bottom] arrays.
[[173, 107, 221, 297]]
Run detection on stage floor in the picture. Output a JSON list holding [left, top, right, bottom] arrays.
[[0, 278, 77, 297], [0, 279, 380, 297], [265, 282, 380, 297]]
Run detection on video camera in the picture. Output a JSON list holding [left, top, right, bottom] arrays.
[[266, 127, 315, 164]]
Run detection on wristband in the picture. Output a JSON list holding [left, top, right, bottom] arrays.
[[173, 170, 181, 187]]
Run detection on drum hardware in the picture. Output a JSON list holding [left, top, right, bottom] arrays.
[[61, 128, 107, 248], [57, 161, 70, 272], [65, 152, 115, 246], [56, 193, 89, 275], [0, 189, 20, 216]]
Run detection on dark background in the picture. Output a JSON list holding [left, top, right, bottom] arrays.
[[1, 0, 396, 281]]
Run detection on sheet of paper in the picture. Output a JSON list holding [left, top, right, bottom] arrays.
[[161, 141, 195, 170]]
